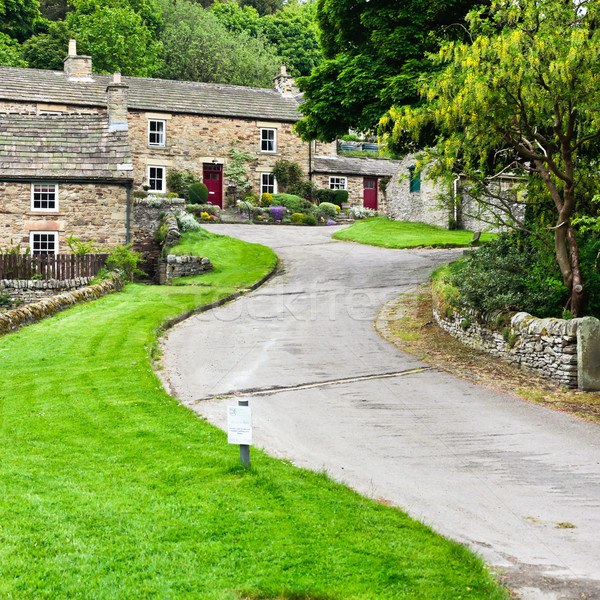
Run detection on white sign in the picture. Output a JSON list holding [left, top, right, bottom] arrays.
[[227, 405, 252, 445]]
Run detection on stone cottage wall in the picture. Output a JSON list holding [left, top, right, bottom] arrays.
[[312, 174, 365, 207], [127, 111, 309, 203], [386, 157, 450, 227], [0, 181, 128, 251], [433, 303, 584, 388]]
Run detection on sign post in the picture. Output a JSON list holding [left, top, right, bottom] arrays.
[[227, 399, 252, 468]]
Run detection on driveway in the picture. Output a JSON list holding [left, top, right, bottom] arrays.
[[159, 225, 600, 600]]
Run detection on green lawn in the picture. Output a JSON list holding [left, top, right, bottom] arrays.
[[0, 229, 507, 599], [333, 217, 495, 248]]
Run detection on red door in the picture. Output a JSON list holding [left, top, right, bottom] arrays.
[[363, 177, 378, 209], [203, 163, 223, 207]]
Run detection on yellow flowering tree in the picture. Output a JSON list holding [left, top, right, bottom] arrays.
[[386, 0, 600, 316]]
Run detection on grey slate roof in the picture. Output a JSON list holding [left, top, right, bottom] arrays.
[[313, 155, 400, 177], [0, 66, 302, 122], [0, 114, 132, 180]]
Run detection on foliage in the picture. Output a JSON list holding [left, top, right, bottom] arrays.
[[224, 140, 255, 204], [186, 203, 219, 217], [271, 193, 314, 214], [447, 233, 567, 317], [390, 0, 600, 316], [239, 0, 282, 17], [188, 182, 209, 205], [290, 212, 303, 223], [334, 190, 349, 206], [260, 192, 272, 206], [167, 169, 201, 200], [175, 211, 202, 232], [316, 201, 337, 219], [302, 213, 316, 226], [0, 239, 30, 255], [105, 243, 146, 280], [271, 160, 303, 194], [65, 233, 99, 255], [0, 31, 27, 66], [156, 0, 281, 88], [294, 0, 478, 141], [0, 0, 41, 42], [347, 206, 379, 220], [269, 205, 286, 221]]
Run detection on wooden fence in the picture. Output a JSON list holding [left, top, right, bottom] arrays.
[[0, 254, 109, 281]]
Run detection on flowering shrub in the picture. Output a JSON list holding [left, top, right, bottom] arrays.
[[348, 206, 379, 219], [261, 193, 273, 206], [200, 212, 210, 220], [175, 211, 202, 232], [290, 213, 304, 223], [326, 219, 336, 226], [270, 206, 286, 221]]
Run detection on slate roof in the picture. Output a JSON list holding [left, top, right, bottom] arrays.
[[0, 66, 302, 122], [313, 155, 401, 177], [0, 114, 133, 180]]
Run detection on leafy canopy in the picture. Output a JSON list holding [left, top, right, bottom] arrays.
[[389, 0, 600, 316]]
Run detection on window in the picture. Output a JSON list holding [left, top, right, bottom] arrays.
[[148, 166, 166, 193], [31, 183, 58, 212], [260, 128, 276, 153], [329, 176, 347, 190], [261, 173, 277, 195], [30, 232, 58, 255], [148, 120, 166, 146], [408, 166, 421, 192]]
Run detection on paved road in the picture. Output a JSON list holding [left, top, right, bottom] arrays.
[[159, 225, 600, 600]]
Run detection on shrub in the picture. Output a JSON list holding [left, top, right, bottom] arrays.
[[272, 160, 303, 193], [333, 190, 349, 207], [315, 189, 337, 204], [270, 206, 286, 221], [175, 211, 202, 232], [303, 214, 317, 226], [166, 192, 178, 198], [188, 182, 209, 204], [272, 193, 315, 214], [290, 213, 304, 224], [105, 244, 146, 281], [317, 202, 338, 219], [348, 206, 378, 219], [261, 193, 273, 207], [154, 222, 168, 245], [65, 234, 100, 255], [167, 170, 201, 199], [186, 204, 219, 217]]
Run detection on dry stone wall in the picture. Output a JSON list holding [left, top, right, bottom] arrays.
[[158, 255, 212, 284], [0, 277, 96, 307], [0, 273, 124, 337], [433, 303, 583, 388]]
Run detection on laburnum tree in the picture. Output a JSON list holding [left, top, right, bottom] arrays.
[[294, 0, 479, 142], [387, 0, 600, 316]]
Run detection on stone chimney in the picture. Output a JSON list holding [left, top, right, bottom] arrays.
[[273, 65, 297, 96], [106, 72, 128, 131], [63, 39, 93, 81]]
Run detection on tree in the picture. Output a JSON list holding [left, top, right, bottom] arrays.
[[294, 0, 479, 142], [0, 0, 42, 41], [157, 0, 281, 88], [389, 0, 600, 316], [21, 19, 70, 69], [0, 31, 26, 65], [239, 0, 282, 17]]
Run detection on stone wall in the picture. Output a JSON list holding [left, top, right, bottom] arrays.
[[432, 301, 587, 388], [312, 174, 366, 207], [0, 100, 102, 115], [127, 110, 310, 203], [0, 181, 128, 251], [158, 255, 212, 284], [0, 273, 124, 337], [0, 277, 96, 307]]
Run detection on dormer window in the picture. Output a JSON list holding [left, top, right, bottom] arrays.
[[31, 183, 58, 212], [148, 120, 166, 147], [261, 128, 276, 153]]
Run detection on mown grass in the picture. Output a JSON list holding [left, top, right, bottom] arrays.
[[0, 229, 508, 599], [333, 217, 495, 248]]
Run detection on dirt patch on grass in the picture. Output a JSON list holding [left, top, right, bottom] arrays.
[[376, 284, 600, 425]]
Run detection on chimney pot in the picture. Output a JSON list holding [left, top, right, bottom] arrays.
[[64, 39, 93, 81], [113, 72, 122, 84], [68, 39, 77, 55]]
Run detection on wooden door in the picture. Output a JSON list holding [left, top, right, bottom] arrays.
[[203, 163, 223, 207], [363, 177, 378, 210]]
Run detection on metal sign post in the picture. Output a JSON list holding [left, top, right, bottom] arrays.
[[227, 399, 252, 468]]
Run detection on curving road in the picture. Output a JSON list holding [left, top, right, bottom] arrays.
[[159, 225, 600, 600]]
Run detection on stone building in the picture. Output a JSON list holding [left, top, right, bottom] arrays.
[[0, 41, 399, 255]]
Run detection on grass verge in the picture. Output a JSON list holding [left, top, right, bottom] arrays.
[[0, 229, 508, 599], [333, 217, 495, 248]]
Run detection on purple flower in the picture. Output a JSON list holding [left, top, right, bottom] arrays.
[[326, 219, 336, 226], [270, 206, 286, 221]]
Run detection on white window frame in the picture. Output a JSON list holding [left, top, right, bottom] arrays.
[[260, 128, 277, 153], [329, 176, 347, 190], [260, 173, 277, 195], [31, 183, 59, 212], [148, 165, 166, 193], [148, 119, 166, 147], [30, 231, 58, 255]]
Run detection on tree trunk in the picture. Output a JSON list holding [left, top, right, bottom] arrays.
[[566, 224, 584, 317]]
